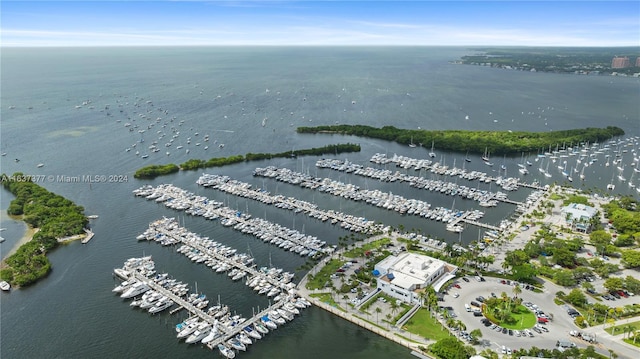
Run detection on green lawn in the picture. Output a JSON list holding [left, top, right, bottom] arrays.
[[623, 337, 640, 347], [484, 304, 537, 330], [402, 308, 454, 342], [605, 319, 640, 336], [305, 259, 344, 290], [343, 238, 391, 258], [309, 292, 346, 312]]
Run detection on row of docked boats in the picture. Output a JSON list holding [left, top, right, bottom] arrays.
[[113, 255, 310, 357], [252, 166, 494, 234], [317, 158, 522, 205], [197, 173, 385, 235], [138, 217, 297, 299], [133, 184, 330, 257], [368, 153, 522, 191]]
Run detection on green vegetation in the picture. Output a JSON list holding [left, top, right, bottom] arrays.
[[605, 319, 640, 336], [428, 337, 475, 359], [133, 143, 361, 179], [305, 259, 344, 290], [1, 174, 87, 287], [483, 301, 536, 330], [133, 164, 179, 179], [297, 125, 623, 156], [309, 292, 345, 312], [343, 238, 391, 258], [403, 308, 453, 341]]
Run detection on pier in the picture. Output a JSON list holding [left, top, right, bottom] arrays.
[[116, 254, 310, 356]]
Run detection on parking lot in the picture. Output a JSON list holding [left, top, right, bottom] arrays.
[[442, 275, 582, 354]]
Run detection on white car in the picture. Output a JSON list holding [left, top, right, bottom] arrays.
[[453, 292, 459, 298]]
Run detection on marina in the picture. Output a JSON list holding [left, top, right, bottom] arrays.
[[252, 165, 520, 234], [2, 46, 639, 359], [114, 253, 310, 356]]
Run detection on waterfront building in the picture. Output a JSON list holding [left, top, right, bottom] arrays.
[[611, 56, 630, 69], [636, 57, 640, 67], [561, 203, 597, 232], [373, 252, 457, 304]]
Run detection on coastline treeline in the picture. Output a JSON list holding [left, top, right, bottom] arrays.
[[296, 125, 624, 156], [1, 173, 88, 287], [134, 143, 361, 179]]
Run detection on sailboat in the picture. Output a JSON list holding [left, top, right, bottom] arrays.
[[579, 166, 586, 181], [544, 160, 552, 178], [428, 141, 436, 158], [409, 136, 417, 148], [464, 150, 471, 162], [482, 147, 490, 162]]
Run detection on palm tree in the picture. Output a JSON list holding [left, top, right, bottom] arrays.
[[375, 307, 382, 324], [513, 283, 522, 298]]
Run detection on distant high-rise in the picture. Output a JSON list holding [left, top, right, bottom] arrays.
[[636, 57, 640, 67], [611, 56, 630, 69]]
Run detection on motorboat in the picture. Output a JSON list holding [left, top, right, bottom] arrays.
[[185, 323, 211, 344], [227, 338, 246, 351], [0, 280, 10, 291], [218, 344, 236, 358], [148, 298, 173, 314], [120, 282, 149, 299]]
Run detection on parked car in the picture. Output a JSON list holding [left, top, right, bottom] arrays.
[[462, 277, 470, 282], [537, 317, 549, 323], [454, 284, 461, 289]]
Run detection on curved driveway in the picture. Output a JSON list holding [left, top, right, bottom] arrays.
[[442, 276, 580, 354]]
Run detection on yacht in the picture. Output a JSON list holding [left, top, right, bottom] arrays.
[[218, 344, 236, 358], [428, 140, 436, 157], [148, 298, 173, 314], [227, 338, 246, 351], [120, 281, 150, 299], [185, 323, 211, 344], [0, 280, 10, 291], [37, 163, 45, 168]]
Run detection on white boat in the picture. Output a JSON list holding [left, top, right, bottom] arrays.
[[201, 323, 220, 344], [228, 338, 246, 351], [120, 281, 149, 299], [218, 344, 236, 358], [176, 317, 200, 336], [37, 163, 44, 168], [428, 140, 436, 157], [148, 298, 173, 314], [0, 280, 10, 291], [243, 325, 261, 339], [236, 333, 252, 345], [185, 323, 211, 344]]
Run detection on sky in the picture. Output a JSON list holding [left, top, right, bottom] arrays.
[[1, 1, 639, 47]]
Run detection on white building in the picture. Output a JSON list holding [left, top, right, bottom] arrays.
[[373, 252, 457, 304], [561, 203, 597, 232]]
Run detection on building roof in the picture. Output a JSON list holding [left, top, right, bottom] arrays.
[[376, 252, 446, 290], [561, 203, 597, 220]]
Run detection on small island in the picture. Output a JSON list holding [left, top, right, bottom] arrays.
[[296, 125, 624, 156], [134, 143, 361, 179], [1, 173, 88, 287]]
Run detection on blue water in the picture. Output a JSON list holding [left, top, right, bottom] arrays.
[[1, 47, 638, 359]]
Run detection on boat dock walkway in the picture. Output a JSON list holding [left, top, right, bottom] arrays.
[[125, 263, 293, 354], [81, 228, 94, 244], [146, 221, 295, 294]]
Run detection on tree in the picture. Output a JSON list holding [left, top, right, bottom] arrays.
[[512, 263, 537, 282], [513, 283, 522, 298], [624, 275, 640, 294], [566, 288, 587, 307], [603, 277, 624, 292], [554, 269, 577, 287], [375, 307, 382, 324], [590, 230, 612, 254], [429, 337, 468, 359], [469, 329, 482, 344], [553, 247, 577, 267], [621, 250, 640, 268]]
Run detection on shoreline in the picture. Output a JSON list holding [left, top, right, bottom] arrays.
[[5, 226, 38, 259]]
